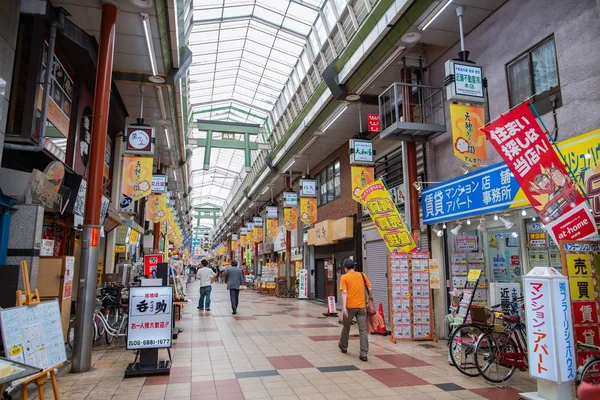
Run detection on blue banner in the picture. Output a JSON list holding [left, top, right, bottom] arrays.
[[421, 163, 521, 224]]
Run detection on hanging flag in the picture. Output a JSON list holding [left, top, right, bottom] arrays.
[[253, 226, 263, 243], [122, 155, 153, 201], [266, 219, 278, 238], [449, 103, 487, 166], [351, 166, 374, 202], [145, 194, 168, 223], [283, 207, 297, 231], [359, 178, 417, 253], [240, 234, 246, 247], [481, 101, 596, 243], [300, 197, 317, 225]]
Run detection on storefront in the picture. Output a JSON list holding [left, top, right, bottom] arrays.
[[423, 129, 600, 328]]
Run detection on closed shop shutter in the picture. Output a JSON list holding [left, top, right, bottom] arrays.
[[364, 230, 390, 327]]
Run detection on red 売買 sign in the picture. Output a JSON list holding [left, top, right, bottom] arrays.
[[481, 102, 596, 243], [144, 253, 164, 277], [367, 114, 380, 132]]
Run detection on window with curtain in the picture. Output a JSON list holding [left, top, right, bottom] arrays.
[[507, 37, 560, 107], [316, 159, 341, 206]]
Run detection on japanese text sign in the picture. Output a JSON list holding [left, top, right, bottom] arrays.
[[299, 179, 317, 198], [349, 139, 374, 165], [283, 192, 298, 208], [367, 114, 380, 132], [253, 226, 263, 244], [283, 207, 297, 231], [144, 254, 164, 277], [265, 206, 278, 219], [523, 267, 575, 383], [449, 104, 487, 166], [300, 197, 317, 225], [453, 63, 483, 98], [481, 102, 595, 244], [358, 179, 416, 253], [266, 218, 278, 238], [127, 286, 172, 350], [351, 166, 374, 202], [122, 155, 152, 201], [528, 232, 547, 248]]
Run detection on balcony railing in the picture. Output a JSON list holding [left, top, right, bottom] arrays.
[[378, 82, 446, 142]]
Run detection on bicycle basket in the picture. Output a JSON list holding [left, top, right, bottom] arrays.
[[470, 306, 492, 325]]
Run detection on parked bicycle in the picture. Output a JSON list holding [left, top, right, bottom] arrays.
[[473, 298, 527, 383], [576, 342, 600, 400]]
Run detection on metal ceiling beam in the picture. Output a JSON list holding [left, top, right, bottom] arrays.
[[195, 120, 261, 134], [192, 15, 308, 41], [192, 137, 259, 151]]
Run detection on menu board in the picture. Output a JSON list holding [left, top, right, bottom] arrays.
[[0, 300, 67, 371], [389, 252, 433, 340]]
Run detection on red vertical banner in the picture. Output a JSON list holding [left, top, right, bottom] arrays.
[[367, 114, 380, 132], [481, 102, 596, 243]]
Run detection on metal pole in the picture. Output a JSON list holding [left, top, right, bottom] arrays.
[[456, 6, 465, 53], [357, 103, 363, 135], [285, 174, 291, 296], [153, 222, 161, 252], [72, 1, 118, 373]]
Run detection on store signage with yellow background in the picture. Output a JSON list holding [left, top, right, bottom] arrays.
[[351, 166, 374, 202], [145, 194, 168, 223], [359, 179, 416, 252], [240, 234, 246, 247], [284, 208, 297, 231], [266, 219, 278, 238], [253, 226, 263, 243], [449, 103, 486, 166], [122, 155, 153, 201], [300, 197, 317, 225]]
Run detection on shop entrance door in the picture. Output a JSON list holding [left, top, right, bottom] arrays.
[[315, 259, 325, 301]]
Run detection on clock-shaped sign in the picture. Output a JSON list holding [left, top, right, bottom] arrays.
[[124, 125, 155, 155]]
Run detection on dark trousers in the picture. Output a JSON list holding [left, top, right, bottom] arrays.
[[229, 289, 240, 311], [199, 285, 212, 309]]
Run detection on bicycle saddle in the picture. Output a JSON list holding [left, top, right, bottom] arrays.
[[503, 314, 520, 323]]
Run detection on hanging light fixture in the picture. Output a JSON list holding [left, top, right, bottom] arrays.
[[451, 222, 463, 235], [442, 223, 447, 229], [432, 224, 444, 238], [499, 216, 514, 230], [477, 218, 486, 232], [466, 219, 471, 225], [521, 209, 527, 216], [494, 214, 499, 221], [511, 232, 519, 238]]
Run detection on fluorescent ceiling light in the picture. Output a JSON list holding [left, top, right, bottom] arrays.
[[298, 137, 318, 156], [281, 157, 296, 173], [173, 169, 178, 181], [141, 13, 158, 76], [164, 127, 171, 149], [321, 105, 349, 132], [418, 0, 454, 31]]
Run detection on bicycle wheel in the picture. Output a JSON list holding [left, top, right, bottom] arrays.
[[474, 331, 517, 383], [448, 323, 484, 377], [106, 306, 120, 328], [67, 319, 76, 349], [579, 357, 600, 385], [94, 315, 104, 341]]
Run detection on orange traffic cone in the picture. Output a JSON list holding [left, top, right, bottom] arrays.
[[372, 303, 388, 335], [322, 293, 338, 317]]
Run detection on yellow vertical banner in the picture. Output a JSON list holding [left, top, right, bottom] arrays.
[[300, 197, 317, 225], [351, 166, 374, 202], [253, 227, 263, 243], [240, 234, 246, 247], [284, 208, 297, 231], [145, 194, 168, 223], [358, 179, 417, 252], [266, 219, 278, 238], [122, 155, 153, 200], [449, 103, 486, 166]]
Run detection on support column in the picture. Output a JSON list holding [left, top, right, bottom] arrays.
[[6, 205, 44, 290], [244, 132, 251, 172], [72, 1, 117, 373], [153, 222, 161, 252], [203, 130, 212, 170], [285, 176, 291, 295]]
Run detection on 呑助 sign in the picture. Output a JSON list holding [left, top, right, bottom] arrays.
[[127, 286, 172, 350]]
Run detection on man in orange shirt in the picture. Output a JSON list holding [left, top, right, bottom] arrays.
[[338, 258, 372, 361]]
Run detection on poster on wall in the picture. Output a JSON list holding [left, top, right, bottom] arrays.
[[481, 101, 596, 243], [39, 42, 73, 139], [63, 256, 74, 298], [449, 103, 486, 166]]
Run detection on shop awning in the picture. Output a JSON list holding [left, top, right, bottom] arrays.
[[103, 203, 121, 233]]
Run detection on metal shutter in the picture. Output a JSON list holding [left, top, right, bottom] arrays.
[[365, 238, 390, 327]]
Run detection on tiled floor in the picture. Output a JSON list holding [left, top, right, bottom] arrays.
[[33, 282, 538, 399]]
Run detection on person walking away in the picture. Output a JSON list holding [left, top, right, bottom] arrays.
[[338, 258, 372, 361], [224, 260, 244, 314], [197, 259, 216, 311]]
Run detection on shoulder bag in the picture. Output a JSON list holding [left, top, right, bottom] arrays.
[[361, 273, 377, 316]]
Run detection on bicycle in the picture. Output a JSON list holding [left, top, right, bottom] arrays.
[[447, 299, 521, 377], [576, 342, 600, 400], [67, 298, 128, 349], [473, 298, 527, 383]]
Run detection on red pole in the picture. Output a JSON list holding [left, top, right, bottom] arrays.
[[72, 2, 118, 373], [153, 222, 161, 252]]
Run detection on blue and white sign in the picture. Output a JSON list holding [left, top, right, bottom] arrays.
[[421, 163, 521, 224]]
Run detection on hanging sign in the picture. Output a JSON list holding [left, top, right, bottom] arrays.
[[299, 179, 317, 197], [246, 222, 254, 231], [252, 216, 263, 227], [253, 226, 263, 243], [481, 102, 596, 244], [127, 286, 172, 350], [298, 269, 308, 299], [240, 227, 248, 235], [231, 233, 238, 241], [283, 192, 298, 208], [124, 125, 155, 155], [367, 114, 380, 132], [359, 179, 416, 252], [266, 206, 278, 219], [239, 234, 246, 247], [283, 208, 297, 231], [39, 42, 73, 139], [445, 60, 484, 103], [145, 194, 168, 223], [349, 139, 374, 165], [351, 166, 374, 202], [151, 175, 168, 193], [300, 197, 317, 225], [122, 155, 152, 201], [266, 219, 278, 238], [449, 103, 487, 166]]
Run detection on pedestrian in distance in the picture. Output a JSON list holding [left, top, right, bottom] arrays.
[[338, 258, 372, 362], [224, 260, 244, 314], [197, 259, 216, 311]]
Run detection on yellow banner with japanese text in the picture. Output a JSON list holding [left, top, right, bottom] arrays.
[[253, 227, 263, 243], [300, 198, 317, 225], [145, 194, 168, 223], [358, 179, 417, 253], [122, 155, 153, 201], [351, 166, 374, 202], [284, 208, 297, 231], [266, 219, 278, 238], [449, 103, 487, 166], [240, 234, 246, 247]]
